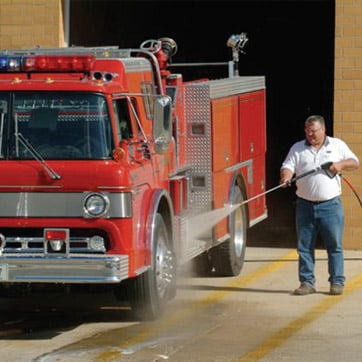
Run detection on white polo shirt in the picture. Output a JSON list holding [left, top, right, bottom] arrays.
[[281, 136, 359, 201]]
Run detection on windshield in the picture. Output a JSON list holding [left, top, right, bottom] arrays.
[[0, 92, 114, 160]]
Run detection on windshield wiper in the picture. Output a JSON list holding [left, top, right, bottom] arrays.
[[14, 132, 62, 180]]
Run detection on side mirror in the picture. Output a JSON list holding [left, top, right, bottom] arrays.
[[153, 95, 172, 154]]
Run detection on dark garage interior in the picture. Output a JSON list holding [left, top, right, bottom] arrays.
[[70, 0, 335, 247]]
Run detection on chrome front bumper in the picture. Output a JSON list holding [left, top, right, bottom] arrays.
[[0, 254, 129, 283]]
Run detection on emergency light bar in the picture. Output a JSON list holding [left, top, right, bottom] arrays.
[[0, 55, 95, 73]]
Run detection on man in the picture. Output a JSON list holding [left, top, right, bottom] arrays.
[[280, 115, 359, 295]]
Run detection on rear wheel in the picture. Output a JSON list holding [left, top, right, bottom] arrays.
[[191, 251, 213, 277], [209, 186, 247, 276], [125, 213, 176, 320]]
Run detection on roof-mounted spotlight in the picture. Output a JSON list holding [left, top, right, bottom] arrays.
[[227, 33, 248, 76], [227, 33, 248, 54]]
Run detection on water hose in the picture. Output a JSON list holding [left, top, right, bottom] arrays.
[[341, 174, 362, 208]]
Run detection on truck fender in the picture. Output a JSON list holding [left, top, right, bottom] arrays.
[[232, 172, 250, 227], [208, 172, 248, 277], [125, 188, 176, 318], [144, 189, 175, 264]]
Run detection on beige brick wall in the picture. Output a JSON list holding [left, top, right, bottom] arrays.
[[335, 0, 362, 249], [0, 0, 64, 49], [0, 1, 360, 249]]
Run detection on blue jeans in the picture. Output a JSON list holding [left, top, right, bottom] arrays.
[[296, 197, 345, 286]]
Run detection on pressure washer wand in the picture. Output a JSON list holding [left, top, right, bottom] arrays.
[[240, 164, 328, 206], [188, 163, 360, 241]]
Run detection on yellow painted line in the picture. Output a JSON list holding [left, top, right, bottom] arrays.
[[239, 273, 362, 361], [232, 250, 298, 287], [95, 250, 297, 361], [200, 250, 298, 306]]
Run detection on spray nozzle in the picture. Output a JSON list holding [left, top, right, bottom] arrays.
[[320, 161, 336, 178], [321, 161, 333, 170]]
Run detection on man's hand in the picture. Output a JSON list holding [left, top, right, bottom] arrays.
[[279, 178, 291, 187], [280, 168, 293, 188]]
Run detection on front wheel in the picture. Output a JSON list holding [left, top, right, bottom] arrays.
[[125, 213, 176, 320], [209, 186, 247, 277]]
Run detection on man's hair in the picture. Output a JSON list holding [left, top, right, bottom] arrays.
[[305, 115, 325, 127]]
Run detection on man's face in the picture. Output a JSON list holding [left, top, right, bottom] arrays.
[[305, 122, 325, 146]]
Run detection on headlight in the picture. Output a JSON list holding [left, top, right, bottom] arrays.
[[84, 192, 110, 217], [89, 235, 106, 252], [0, 233, 5, 249]]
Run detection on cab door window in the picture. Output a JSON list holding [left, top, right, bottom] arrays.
[[113, 97, 141, 141]]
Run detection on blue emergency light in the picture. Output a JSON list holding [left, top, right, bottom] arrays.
[[0, 56, 22, 72]]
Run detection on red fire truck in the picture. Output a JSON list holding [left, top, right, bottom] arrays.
[[0, 34, 267, 319]]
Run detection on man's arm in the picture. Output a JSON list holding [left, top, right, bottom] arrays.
[[330, 159, 359, 174], [280, 168, 294, 187]]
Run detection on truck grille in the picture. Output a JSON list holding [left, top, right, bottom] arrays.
[[0, 228, 109, 255]]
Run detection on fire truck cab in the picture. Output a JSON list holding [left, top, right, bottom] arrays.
[[0, 34, 267, 319]]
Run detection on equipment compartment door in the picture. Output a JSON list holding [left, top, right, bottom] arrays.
[[211, 96, 239, 172], [238, 90, 266, 161]]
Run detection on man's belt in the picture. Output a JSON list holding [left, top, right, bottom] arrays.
[[297, 196, 338, 204]]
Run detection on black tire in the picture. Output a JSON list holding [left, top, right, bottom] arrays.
[[209, 186, 247, 277], [126, 213, 176, 320], [191, 251, 213, 277]]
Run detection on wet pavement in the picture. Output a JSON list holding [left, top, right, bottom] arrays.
[[1, 246, 362, 361]]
